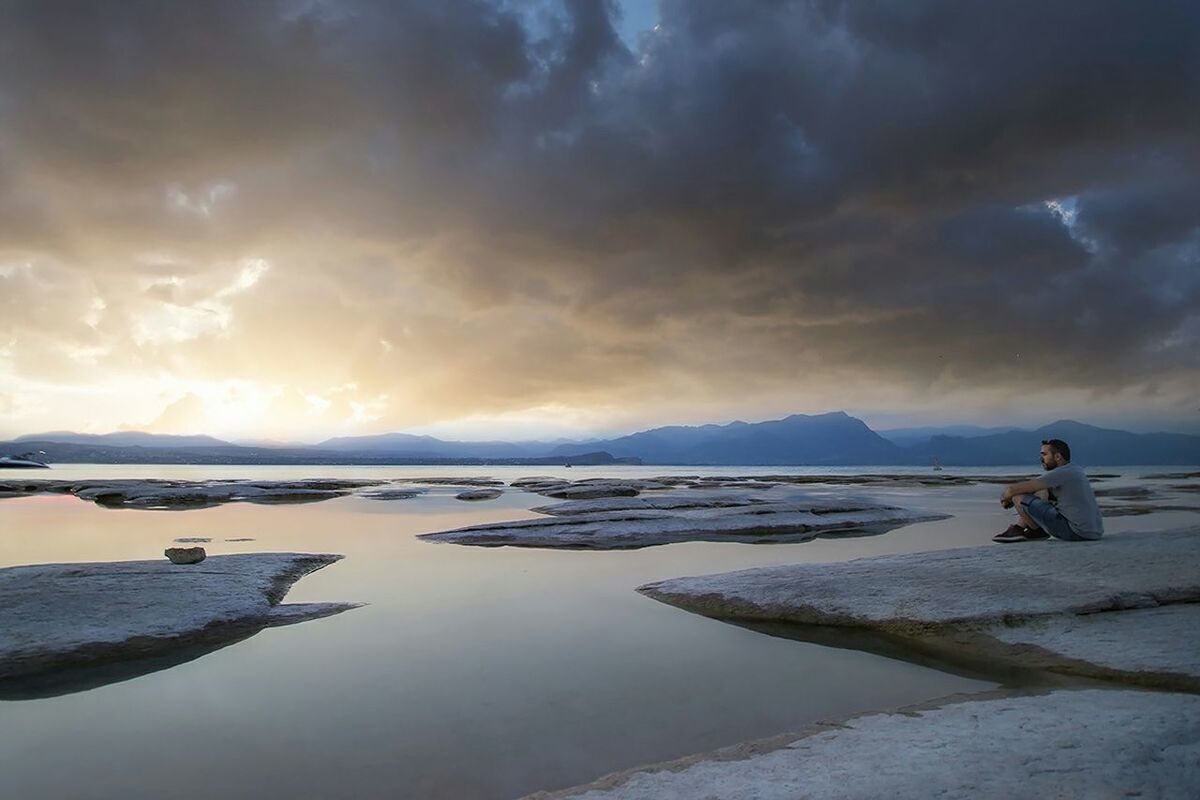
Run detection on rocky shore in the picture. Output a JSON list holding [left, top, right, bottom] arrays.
[[530, 526, 1200, 797], [640, 527, 1200, 688], [421, 488, 948, 549], [527, 688, 1200, 799], [0, 472, 1074, 512]]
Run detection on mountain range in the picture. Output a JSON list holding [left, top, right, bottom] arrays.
[[3, 412, 1198, 466]]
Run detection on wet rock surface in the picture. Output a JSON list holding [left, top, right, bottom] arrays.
[[536, 524, 1200, 799], [0, 553, 358, 698], [529, 689, 1200, 800], [396, 477, 505, 487], [639, 527, 1200, 688], [0, 478, 389, 509], [1100, 503, 1200, 517], [0, 471, 1123, 511], [360, 487, 425, 501], [0, 478, 440, 509], [1094, 481, 1200, 517], [988, 604, 1200, 682], [455, 488, 503, 501], [164, 546, 206, 564], [506, 474, 1055, 501], [421, 487, 948, 549]]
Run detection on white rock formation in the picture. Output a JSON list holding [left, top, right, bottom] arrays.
[[988, 604, 1200, 680], [0, 553, 357, 691], [0, 478, 397, 509], [526, 689, 1200, 800], [421, 490, 947, 549], [456, 488, 503, 501], [639, 527, 1200, 687], [360, 487, 426, 500], [395, 477, 505, 487]]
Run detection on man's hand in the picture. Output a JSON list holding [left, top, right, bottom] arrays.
[[1001, 478, 1044, 508], [1000, 487, 1014, 508]]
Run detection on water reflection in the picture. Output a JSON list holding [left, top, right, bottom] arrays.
[[0, 465, 1192, 799], [0, 628, 261, 701]]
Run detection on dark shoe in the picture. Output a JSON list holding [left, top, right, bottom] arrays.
[[993, 524, 1028, 543], [1022, 526, 1050, 540]]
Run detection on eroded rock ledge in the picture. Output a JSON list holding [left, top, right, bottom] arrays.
[[420, 489, 948, 549], [0, 478, 397, 509], [0, 552, 358, 698], [526, 689, 1200, 800], [0, 477, 502, 509], [638, 527, 1200, 689]]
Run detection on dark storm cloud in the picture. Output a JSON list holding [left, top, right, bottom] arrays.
[[1, 0, 1198, 428]]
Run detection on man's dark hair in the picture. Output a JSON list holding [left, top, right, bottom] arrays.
[[1042, 438, 1071, 462]]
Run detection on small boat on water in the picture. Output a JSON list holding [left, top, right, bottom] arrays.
[[931, 457, 943, 471], [0, 451, 50, 469]]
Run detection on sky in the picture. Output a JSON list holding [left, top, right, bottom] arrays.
[[1, 0, 1198, 442]]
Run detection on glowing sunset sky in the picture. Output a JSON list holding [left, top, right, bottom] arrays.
[[1, 1, 1198, 441]]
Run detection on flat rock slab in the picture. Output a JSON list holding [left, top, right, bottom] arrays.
[[421, 489, 947, 550], [1100, 503, 1200, 517], [0, 553, 357, 696], [395, 477, 505, 487], [528, 689, 1200, 800], [360, 487, 426, 500], [0, 477, 531, 508], [988, 604, 1200, 681], [506, 474, 1059, 501], [0, 478, 392, 509], [510, 477, 680, 499], [639, 527, 1200, 687], [456, 488, 503, 501]]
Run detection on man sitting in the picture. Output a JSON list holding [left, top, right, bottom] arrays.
[[993, 438, 1104, 543]]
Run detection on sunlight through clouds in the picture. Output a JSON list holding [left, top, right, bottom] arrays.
[[0, 1, 1197, 440], [129, 259, 270, 346]]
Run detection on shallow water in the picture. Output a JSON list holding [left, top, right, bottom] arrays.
[[1, 464, 1194, 799]]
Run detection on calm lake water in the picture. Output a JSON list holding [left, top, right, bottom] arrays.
[[1, 464, 1194, 799]]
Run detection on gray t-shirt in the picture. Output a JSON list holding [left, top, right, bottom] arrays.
[[1040, 463, 1104, 539]]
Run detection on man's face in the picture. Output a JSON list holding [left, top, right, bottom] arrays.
[[1040, 445, 1056, 469]]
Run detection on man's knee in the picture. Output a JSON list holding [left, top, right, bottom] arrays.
[[1013, 494, 1034, 507]]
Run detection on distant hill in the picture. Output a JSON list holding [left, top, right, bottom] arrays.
[[878, 425, 1024, 448], [315, 432, 556, 459], [4, 415, 1198, 466], [550, 411, 908, 465], [14, 431, 232, 448], [907, 420, 1200, 466], [0, 438, 636, 467]]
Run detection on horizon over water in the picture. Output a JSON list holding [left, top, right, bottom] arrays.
[[1, 464, 1196, 799]]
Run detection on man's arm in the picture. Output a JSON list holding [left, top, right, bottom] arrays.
[[1001, 478, 1047, 506]]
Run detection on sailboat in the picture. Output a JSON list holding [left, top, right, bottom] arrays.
[[931, 457, 943, 471]]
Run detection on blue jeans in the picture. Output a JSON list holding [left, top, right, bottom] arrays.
[[1018, 496, 1087, 541]]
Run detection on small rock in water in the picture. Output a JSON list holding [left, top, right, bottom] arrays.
[[165, 546, 206, 565], [361, 488, 423, 501], [456, 488, 503, 501], [224, 537, 256, 542], [174, 537, 212, 543]]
